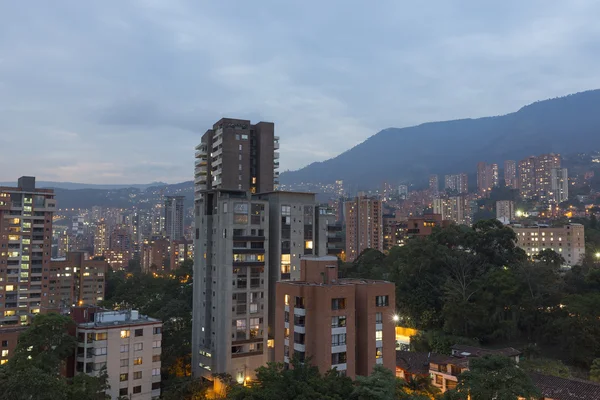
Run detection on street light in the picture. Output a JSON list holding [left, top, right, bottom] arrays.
[[392, 315, 400, 323], [595, 252, 600, 259]]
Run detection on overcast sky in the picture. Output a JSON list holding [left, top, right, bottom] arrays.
[[1, 1, 599, 184]]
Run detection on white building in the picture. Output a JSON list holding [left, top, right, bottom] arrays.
[[511, 223, 585, 266], [496, 200, 515, 224], [550, 168, 569, 204], [75, 309, 162, 400]]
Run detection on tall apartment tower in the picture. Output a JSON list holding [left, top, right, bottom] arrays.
[[164, 196, 185, 241], [0, 177, 56, 326], [344, 196, 383, 262], [518, 156, 537, 199], [496, 200, 515, 223], [518, 154, 561, 201], [504, 160, 517, 188], [477, 162, 499, 196], [193, 119, 278, 383], [550, 168, 569, 204], [93, 221, 108, 257], [429, 175, 439, 196], [444, 173, 468, 194]]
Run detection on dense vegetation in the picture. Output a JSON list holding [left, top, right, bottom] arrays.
[[341, 219, 600, 376]]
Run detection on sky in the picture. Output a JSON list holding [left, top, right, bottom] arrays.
[[1, 1, 600, 184]]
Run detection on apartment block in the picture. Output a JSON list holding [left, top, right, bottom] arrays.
[[164, 196, 185, 241], [274, 257, 395, 378], [141, 239, 170, 273], [504, 160, 517, 188], [49, 251, 107, 312], [429, 175, 439, 196], [444, 173, 468, 194], [550, 167, 569, 204], [170, 239, 193, 270], [511, 223, 585, 266], [0, 177, 56, 326], [518, 153, 561, 202], [433, 195, 472, 226], [404, 213, 450, 239], [73, 308, 162, 400], [94, 222, 108, 257], [496, 200, 515, 223], [477, 162, 499, 196], [344, 196, 383, 262]]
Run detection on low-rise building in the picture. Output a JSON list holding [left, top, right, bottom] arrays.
[[274, 256, 396, 378], [72, 307, 163, 400], [511, 223, 585, 266]]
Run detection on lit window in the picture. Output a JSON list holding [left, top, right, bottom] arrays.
[[1, 350, 8, 357], [284, 294, 290, 305], [120, 330, 130, 339], [375, 330, 383, 341], [305, 240, 313, 250]]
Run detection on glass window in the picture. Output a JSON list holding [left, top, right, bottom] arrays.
[[95, 332, 107, 341], [153, 340, 161, 348], [134, 329, 143, 337], [120, 358, 128, 367], [375, 312, 383, 324], [120, 344, 129, 353], [120, 329, 130, 338], [120, 373, 128, 382], [134, 357, 142, 365], [133, 371, 142, 379], [375, 295, 389, 307], [134, 343, 143, 351], [152, 355, 161, 362], [133, 386, 141, 394], [331, 298, 346, 310], [375, 330, 383, 341]]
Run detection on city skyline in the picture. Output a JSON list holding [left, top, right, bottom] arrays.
[[2, 1, 600, 183]]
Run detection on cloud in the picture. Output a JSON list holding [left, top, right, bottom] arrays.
[[0, 0, 599, 183]]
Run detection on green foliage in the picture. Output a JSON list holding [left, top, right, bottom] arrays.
[[351, 365, 397, 400], [457, 355, 540, 400], [590, 358, 600, 382], [160, 376, 210, 400], [520, 357, 572, 378]]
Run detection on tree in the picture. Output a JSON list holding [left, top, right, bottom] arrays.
[[590, 358, 600, 382], [533, 249, 565, 266], [351, 365, 397, 400], [457, 355, 540, 400]]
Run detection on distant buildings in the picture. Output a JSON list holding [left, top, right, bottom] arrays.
[[72, 308, 162, 400], [398, 184, 408, 200], [429, 175, 439, 196], [511, 223, 585, 266], [550, 167, 569, 204], [518, 153, 562, 202], [164, 196, 185, 241], [504, 160, 517, 188], [433, 195, 472, 226], [274, 257, 396, 378], [444, 173, 468, 194], [476, 162, 499, 196], [496, 200, 515, 224], [404, 214, 450, 239], [344, 195, 383, 261], [94, 221, 108, 257]]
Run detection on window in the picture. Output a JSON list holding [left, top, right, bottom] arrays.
[[284, 311, 289, 323], [120, 358, 128, 367], [133, 371, 142, 380], [120, 329, 130, 338], [120, 373, 128, 382], [376, 312, 383, 324], [1, 341, 7, 347], [153, 354, 161, 362], [134, 329, 143, 337], [93, 362, 106, 371], [152, 368, 160, 376], [134, 357, 143, 365], [153, 340, 161, 348], [153, 327, 162, 334], [281, 205, 291, 216], [331, 352, 347, 365], [120, 344, 129, 353], [119, 388, 128, 396], [375, 330, 383, 341], [331, 316, 346, 328], [331, 298, 346, 310], [134, 343, 143, 351], [304, 240, 313, 250], [94, 347, 107, 356], [332, 334, 346, 346], [133, 386, 141, 394], [375, 295, 389, 307], [295, 296, 305, 308], [95, 332, 107, 341], [249, 318, 260, 338], [1, 350, 8, 357], [376, 347, 383, 359], [152, 382, 161, 390], [284, 327, 290, 339]]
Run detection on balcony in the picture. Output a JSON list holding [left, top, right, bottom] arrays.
[[274, 141, 280, 150], [195, 159, 208, 167], [274, 152, 280, 159], [195, 175, 208, 185], [232, 235, 265, 242], [195, 149, 207, 158]]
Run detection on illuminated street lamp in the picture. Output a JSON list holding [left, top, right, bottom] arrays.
[[596, 252, 600, 259], [392, 314, 400, 323]]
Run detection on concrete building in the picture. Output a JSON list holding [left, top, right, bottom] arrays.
[[141, 239, 170, 273], [518, 154, 561, 202], [404, 214, 449, 239], [429, 175, 439, 196], [344, 196, 383, 262], [164, 196, 185, 241], [73, 308, 162, 400], [0, 177, 56, 326], [518, 156, 537, 200], [398, 185, 408, 200], [433, 195, 472, 226], [496, 200, 515, 224], [274, 257, 396, 378], [550, 167, 569, 204], [444, 173, 468, 194], [511, 223, 585, 266], [477, 162, 499, 196], [94, 221, 108, 257], [194, 118, 277, 201], [504, 160, 517, 188], [170, 239, 193, 270], [49, 252, 107, 312], [72, 215, 85, 236]]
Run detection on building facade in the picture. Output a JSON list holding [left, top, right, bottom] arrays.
[[444, 173, 468, 194], [274, 257, 396, 378], [504, 160, 517, 188], [429, 175, 439, 196], [164, 196, 185, 241], [344, 196, 383, 262], [511, 223, 585, 266], [73, 308, 162, 400], [496, 200, 515, 223], [550, 167, 569, 204], [477, 162, 499, 196], [518, 153, 561, 202]]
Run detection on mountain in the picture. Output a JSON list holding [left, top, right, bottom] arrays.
[[280, 90, 600, 188], [0, 181, 168, 190]]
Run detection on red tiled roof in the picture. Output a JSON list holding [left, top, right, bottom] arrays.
[[529, 372, 600, 400]]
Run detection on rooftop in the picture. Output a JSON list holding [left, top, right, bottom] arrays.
[[451, 344, 521, 358], [529, 372, 600, 400], [78, 309, 160, 329]]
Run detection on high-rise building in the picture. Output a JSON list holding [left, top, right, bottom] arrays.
[[504, 160, 517, 188], [429, 175, 439, 196], [433, 195, 472, 226], [164, 196, 185, 241], [496, 200, 515, 224], [274, 257, 396, 378], [94, 221, 108, 257], [194, 118, 278, 201], [49, 251, 107, 312], [344, 196, 383, 262], [511, 223, 584, 266], [518, 154, 561, 201], [477, 162, 498, 196], [0, 177, 56, 326], [398, 185, 408, 200], [193, 118, 278, 382], [72, 308, 162, 400], [444, 173, 468, 194], [550, 168, 569, 204], [141, 239, 170, 273], [72, 215, 85, 236]]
